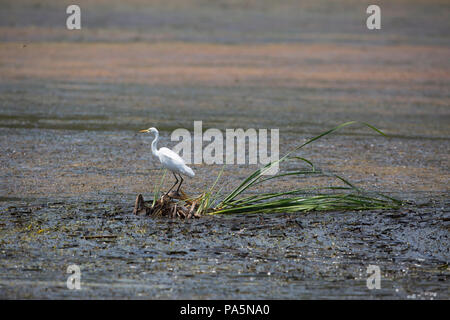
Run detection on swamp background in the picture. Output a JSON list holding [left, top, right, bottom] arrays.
[[0, 0, 449, 299]]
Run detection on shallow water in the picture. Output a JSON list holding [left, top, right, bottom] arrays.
[[0, 0, 449, 299]]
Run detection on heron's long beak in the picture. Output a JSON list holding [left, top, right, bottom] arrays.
[[139, 129, 149, 133]]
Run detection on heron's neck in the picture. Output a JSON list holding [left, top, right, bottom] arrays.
[[151, 132, 159, 157]]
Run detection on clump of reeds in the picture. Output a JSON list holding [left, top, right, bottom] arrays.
[[134, 121, 401, 219]]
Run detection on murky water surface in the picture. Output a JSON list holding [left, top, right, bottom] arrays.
[[0, 0, 449, 299]]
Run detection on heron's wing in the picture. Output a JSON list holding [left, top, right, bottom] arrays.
[[158, 147, 186, 165], [159, 147, 195, 177]]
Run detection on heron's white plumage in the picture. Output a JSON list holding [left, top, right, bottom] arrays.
[[158, 147, 195, 177], [140, 127, 195, 180]]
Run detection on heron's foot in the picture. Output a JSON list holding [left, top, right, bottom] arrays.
[[167, 189, 188, 200], [161, 193, 170, 200], [167, 190, 182, 199]]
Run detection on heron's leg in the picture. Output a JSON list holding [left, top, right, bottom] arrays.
[[165, 172, 179, 196], [176, 174, 184, 192]]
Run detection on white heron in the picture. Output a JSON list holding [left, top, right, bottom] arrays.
[[139, 127, 195, 195]]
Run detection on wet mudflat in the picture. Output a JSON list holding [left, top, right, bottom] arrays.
[[0, 0, 449, 299], [0, 199, 448, 299]]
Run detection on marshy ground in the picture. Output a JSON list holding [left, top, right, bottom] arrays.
[[0, 0, 449, 299]]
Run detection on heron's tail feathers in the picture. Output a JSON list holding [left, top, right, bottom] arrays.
[[182, 165, 195, 178]]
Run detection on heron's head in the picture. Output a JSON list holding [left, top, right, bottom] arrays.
[[139, 127, 158, 134]]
